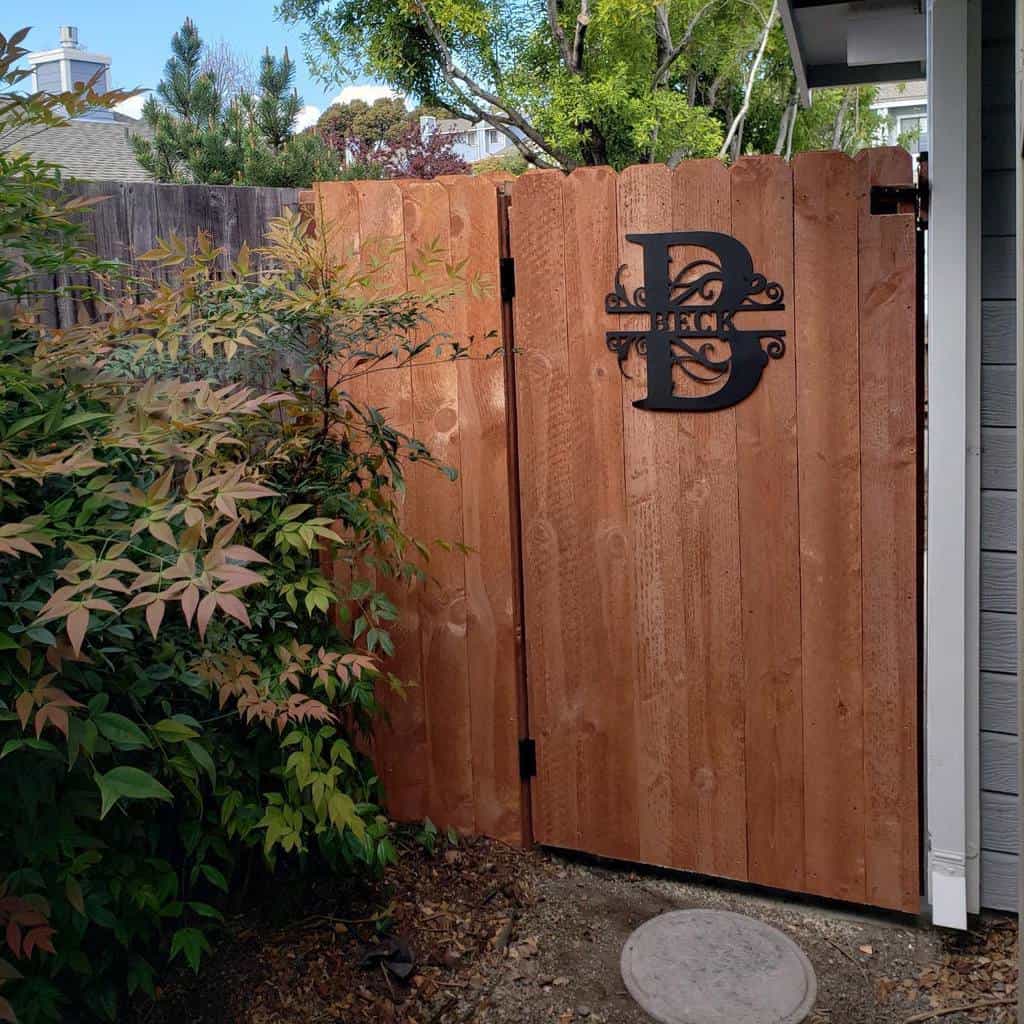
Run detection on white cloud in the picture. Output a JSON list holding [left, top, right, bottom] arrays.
[[114, 94, 147, 120], [328, 84, 405, 108], [294, 104, 322, 132]]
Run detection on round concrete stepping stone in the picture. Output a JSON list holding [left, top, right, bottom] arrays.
[[620, 909, 817, 1024]]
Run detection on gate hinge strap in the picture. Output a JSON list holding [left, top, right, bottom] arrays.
[[500, 257, 516, 300], [518, 737, 536, 780], [868, 151, 929, 229]]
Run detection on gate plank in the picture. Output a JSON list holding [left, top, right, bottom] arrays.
[[562, 167, 640, 862], [790, 148, 864, 901], [793, 151, 866, 903], [400, 180, 476, 832], [440, 176, 522, 844], [616, 164, 676, 865], [669, 159, 748, 880], [856, 148, 920, 912], [510, 170, 581, 849], [730, 157, 805, 892]]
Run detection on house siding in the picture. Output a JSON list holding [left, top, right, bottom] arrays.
[[979, 0, 1018, 912]]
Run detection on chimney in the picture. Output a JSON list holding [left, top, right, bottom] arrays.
[[58, 26, 81, 48]]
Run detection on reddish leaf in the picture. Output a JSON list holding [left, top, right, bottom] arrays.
[[215, 593, 250, 627], [14, 693, 33, 731], [21, 927, 55, 958], [145, 600, 166, 638], [181, 585, 200, 626], [65, 608, 89, 656], [147, 521, 177, 548], [34, 705, 68, 739], [4, 922, 19, 960], [195, 594, 217, 639]]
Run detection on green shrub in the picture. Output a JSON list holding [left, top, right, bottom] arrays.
[[0, 28, 486, 1023]]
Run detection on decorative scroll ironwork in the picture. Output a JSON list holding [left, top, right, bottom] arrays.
[[605, 231, 786, 412]]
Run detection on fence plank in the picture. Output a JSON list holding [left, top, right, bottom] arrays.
[[440, 176, 522, 844], [793, 151, 866, 903], [352, 181, 428, 823], [731, 156, 804, 893], [668, 159, 747, 880], [616, 164, 676, 866], [857, 147, 920, 913], [509, 170, 579, 849], [400, 180, 476, 832], [561, 166, 640, 863]]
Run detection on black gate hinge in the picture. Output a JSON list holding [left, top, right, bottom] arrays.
[[518, 737, 536, 780], [869, 150, 929, 230], [500, 257, 516, 301]]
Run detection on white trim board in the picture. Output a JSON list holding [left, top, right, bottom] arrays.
[[926, 0, 983, 929]]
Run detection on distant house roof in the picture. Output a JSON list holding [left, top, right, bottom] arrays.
[[2, 118, 154, 182]]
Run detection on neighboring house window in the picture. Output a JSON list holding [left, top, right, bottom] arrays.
[[453, 132, 470, 145], [486, 129, 500, 147], [894, 105, 928, 154]]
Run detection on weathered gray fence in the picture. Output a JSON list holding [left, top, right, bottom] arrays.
[[39, 180, 300, 327]]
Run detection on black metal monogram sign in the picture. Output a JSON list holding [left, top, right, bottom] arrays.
[[605, 232, 785, 412]]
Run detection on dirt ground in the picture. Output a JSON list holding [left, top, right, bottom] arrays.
[[137, 836, 1018, 1024]]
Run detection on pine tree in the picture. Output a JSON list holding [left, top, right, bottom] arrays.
[[254, 48, 300, 151], [132, 19, 238, 183], [133, 20, 340, 187]]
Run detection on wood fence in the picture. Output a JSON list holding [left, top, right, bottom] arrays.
[[38, 180, 300, 327], [313, 177, 526, 846], [314, 151, 921, 914]]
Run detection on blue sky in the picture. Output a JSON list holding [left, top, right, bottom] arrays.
[[8, 1, 395, 125]]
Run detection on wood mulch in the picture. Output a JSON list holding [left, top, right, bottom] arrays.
[[136, 835, 549, 1024], [135, 836, 1018, 1024]]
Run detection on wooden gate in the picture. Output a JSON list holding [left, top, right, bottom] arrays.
[[314, 150, 920, 914], [508, 151, 920, 913]]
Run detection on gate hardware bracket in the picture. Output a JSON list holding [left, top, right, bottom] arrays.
[[518, 737, 537, 780], [500, 257, 516, 301], [869, 151, 929, 229]]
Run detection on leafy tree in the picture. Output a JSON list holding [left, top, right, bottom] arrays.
[[318, 96, 412, 152], [324, 116, 470, 179], [1, 25, 482, 1022], [281, 0, 891, 168]]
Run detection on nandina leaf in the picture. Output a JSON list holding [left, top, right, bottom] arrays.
[[181, 584, 200, 626], [195, 594, 217, 639], [214, 593, 250, 627], [21, 926, 55, 958], [145, 600, 165, 638], [14, 693, 33, 731], [96, 766, 172, 818], [65, 877, 84, 916], [93, 712, 151, 751], [65, 607, 89, 656], [169, 927, 210, 973], [34, 705, 68, 739]]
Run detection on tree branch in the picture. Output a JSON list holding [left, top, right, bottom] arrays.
[[718, 0, 777, 159], [571, 0, 590, 72], [774, 79, 797, 155], [831, 87, 854, 151], [652, 0, 722, 89], [410, 0, 572, 167], [547, 0, 574, 70]]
